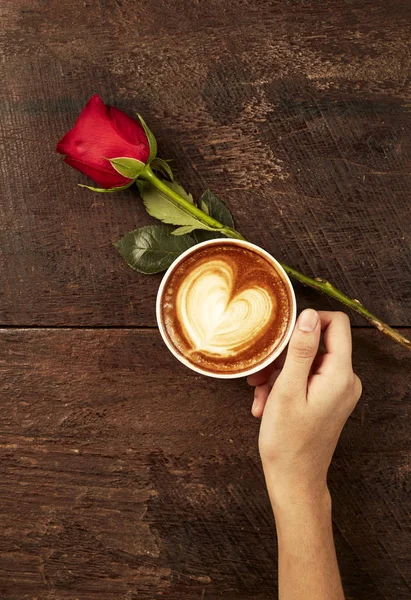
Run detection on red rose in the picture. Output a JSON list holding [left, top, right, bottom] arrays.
[[56, 95, 152, 189]]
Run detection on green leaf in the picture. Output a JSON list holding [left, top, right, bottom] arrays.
[[191, 229, 227, 243], [109, 157, 145, 179], [151, 157, 174, 181], [200, 200, 210, 215], [78, 180, 135, 193], [171, 225, 197, 236], [137, 180, 215, 233], [166, 180, 194, 203], [192, 190, 236, 242], [200, 189, 234, 228], [114, 224, 196, 274], [137, 113, 157, 162]]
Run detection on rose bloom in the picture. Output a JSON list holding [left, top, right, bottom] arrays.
[[56, 95, 150, 188]]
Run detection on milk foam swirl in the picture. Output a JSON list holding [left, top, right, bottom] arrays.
[[176, 259, 276, 357]]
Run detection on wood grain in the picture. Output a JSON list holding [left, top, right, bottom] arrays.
[[1, 1, 410, 598], [0, 0, 410, 326], [0, 328, 410, 599]]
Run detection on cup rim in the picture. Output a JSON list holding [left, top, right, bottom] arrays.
[[156, 238, 297, 379]]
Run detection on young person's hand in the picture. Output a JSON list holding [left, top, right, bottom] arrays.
[[248, 309, 362, 600], [248, 309, 362, 506]]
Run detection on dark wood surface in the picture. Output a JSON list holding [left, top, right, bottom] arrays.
[[1, 0, 410, 598], [0, 329, 410, 599], [1, 0, 410, 326]]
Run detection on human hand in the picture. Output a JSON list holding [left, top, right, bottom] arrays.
[[248, 309, 362, 508]]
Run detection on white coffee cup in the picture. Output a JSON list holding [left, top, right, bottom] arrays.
[[156, 238, 297, 379]]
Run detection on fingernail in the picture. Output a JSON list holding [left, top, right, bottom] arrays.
[[298, 309, 319, 332]]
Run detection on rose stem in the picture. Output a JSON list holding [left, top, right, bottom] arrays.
[[140, 169, 411, 350], [280, 264, 411, 350], [142, 166, 244, 240]]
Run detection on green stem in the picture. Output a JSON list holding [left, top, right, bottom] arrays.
[[142, 166, 245, 240], [142, 167, 224, 230], [140, 167, 411, 351], [280, 264, 411, 351]]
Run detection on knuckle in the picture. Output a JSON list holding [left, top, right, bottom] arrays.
[[334, 371, 354, 394], [353, 374, 363, 400], [336, 311, 351, 326], [335, 372, 362, 407], [290, 343, 315, 362]]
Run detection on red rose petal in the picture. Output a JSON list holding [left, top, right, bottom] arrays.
[[56, 95, 151, 188], [109, 106, 150, 162], [64, 157, 131, 188]]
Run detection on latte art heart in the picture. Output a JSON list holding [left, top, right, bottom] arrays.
[[177, 260, 276, 357], [160, 242, 292, 375]]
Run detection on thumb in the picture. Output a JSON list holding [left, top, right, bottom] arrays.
[[281, 309, 321, 387]]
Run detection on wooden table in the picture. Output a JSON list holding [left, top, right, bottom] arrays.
[[1, 1, 410, 598]]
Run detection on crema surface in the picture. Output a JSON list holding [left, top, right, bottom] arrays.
[[161, 244, 291, 374]]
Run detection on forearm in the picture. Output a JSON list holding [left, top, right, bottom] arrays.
[[266, 477, 344, 600]]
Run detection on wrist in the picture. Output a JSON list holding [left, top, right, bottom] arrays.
[[273, 485, 331, 517], [272, 487, 333, 562], [263, 469, 331, 516], [271, 486, 332, 538]]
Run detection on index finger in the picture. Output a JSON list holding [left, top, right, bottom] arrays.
[[318, 311, 353, 367], [246, 349, 287, 387]]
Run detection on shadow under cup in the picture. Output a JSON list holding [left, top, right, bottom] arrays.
[[156, 239, 297, 379]]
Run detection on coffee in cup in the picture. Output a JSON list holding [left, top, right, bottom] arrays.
[[156, 239, 296, 379]]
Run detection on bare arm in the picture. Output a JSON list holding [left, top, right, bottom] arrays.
[[270, 486, 341, 600], [248, 310, 362, 600]]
